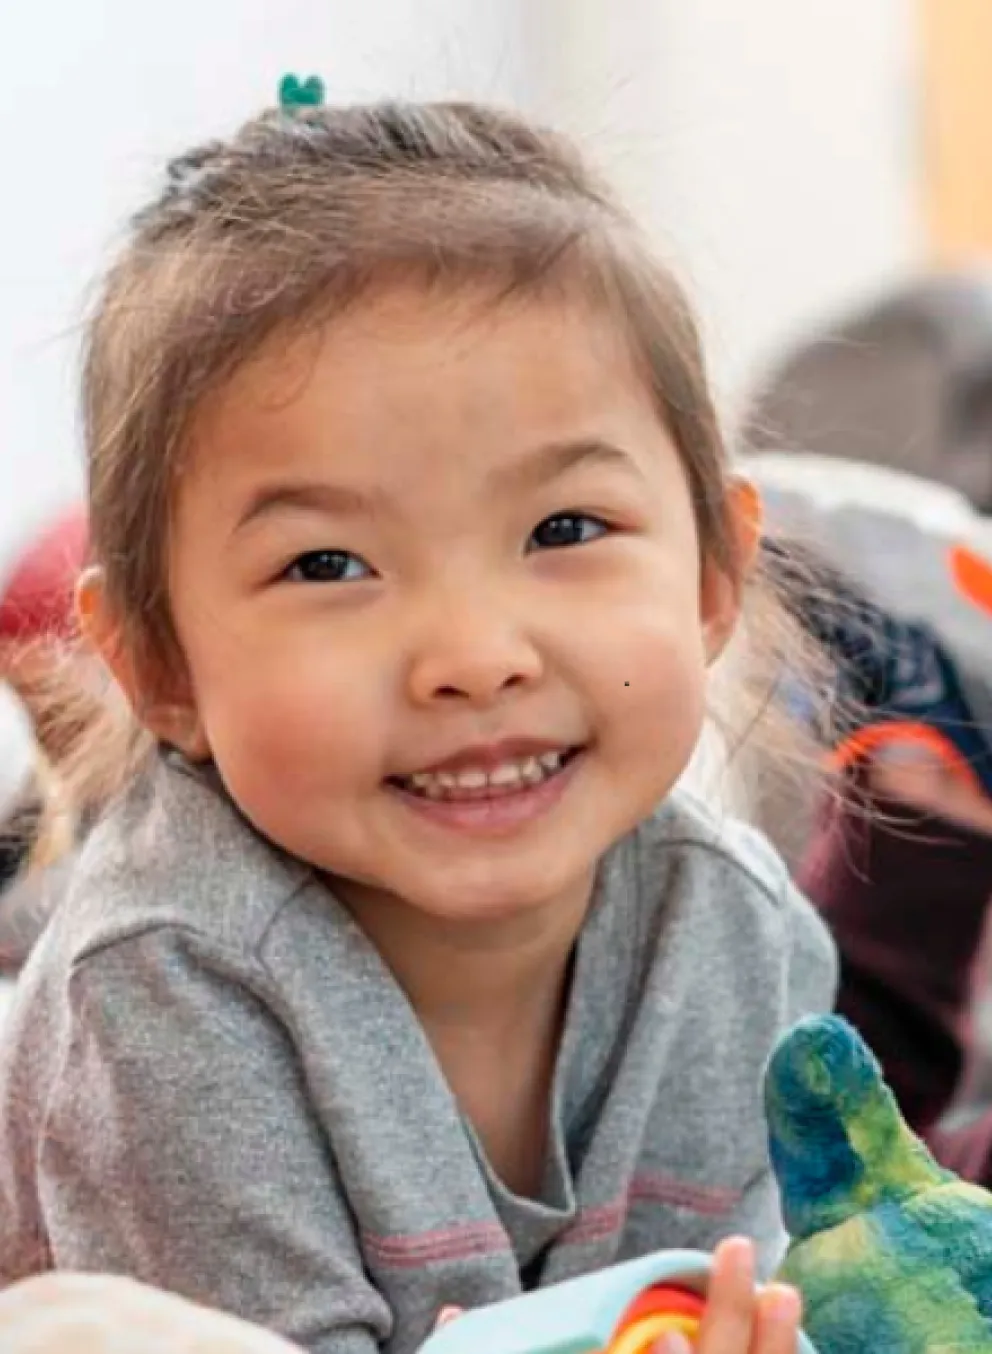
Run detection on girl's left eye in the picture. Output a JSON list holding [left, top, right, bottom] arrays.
[[528, 513, 611, 551], [282, 550, 372, 583]]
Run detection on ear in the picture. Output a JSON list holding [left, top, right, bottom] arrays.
[[76, 567, 211, 762], [700, 477, 763, 665]]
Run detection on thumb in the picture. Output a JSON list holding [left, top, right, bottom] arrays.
[[434, 1307, 463, 1331]]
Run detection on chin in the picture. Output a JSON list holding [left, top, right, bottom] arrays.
[[404, 859, 593, 927], [423, 892, 549, 925]]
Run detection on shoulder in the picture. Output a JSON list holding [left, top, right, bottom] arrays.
[[0, 791, 311, 1115], [40, 752, 317, 981], [631, 788, 799, 909], [7, 753, 390, 1070], [622, 790, 838, 1009], [577, 794, 837, 1203]]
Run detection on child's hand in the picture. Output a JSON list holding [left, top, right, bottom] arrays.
[[434, 1238, 801, 1354], [655, 1237, 801, 1354]]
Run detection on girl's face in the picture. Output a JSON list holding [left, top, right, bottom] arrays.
[[162, 286, 742, 927]]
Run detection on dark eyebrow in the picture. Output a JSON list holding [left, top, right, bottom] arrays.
[[235, 438, 640, 533]]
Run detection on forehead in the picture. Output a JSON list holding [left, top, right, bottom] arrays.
[[184, 284, 668, 497]]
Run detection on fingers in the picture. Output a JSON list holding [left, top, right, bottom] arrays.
[[751, 1284, 802, 1354], [694, 1236, 757, 1354], [656, 1237, 800, 1354]]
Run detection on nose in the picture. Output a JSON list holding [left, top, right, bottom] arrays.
[[405, 591, 544, 709]]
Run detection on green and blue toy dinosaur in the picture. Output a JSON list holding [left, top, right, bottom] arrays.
[[766, 1013, 992, 1353]]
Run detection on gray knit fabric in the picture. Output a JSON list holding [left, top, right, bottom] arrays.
[[0, 754, 836, 1353]]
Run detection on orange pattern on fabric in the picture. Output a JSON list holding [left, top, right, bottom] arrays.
[[949, 542, 992, 618], [830, 720, 983, 794]]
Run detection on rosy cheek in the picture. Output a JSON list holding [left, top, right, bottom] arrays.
[[219, 657, 379, 791], [597, 604, 702, 681]]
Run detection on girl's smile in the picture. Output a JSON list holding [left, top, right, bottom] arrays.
[[385, 741, 588, 837]]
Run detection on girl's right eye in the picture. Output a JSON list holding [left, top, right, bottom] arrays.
[[282, 550, 372, 583]]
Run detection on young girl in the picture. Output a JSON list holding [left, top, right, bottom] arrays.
[[0, 94, 836, 1354]]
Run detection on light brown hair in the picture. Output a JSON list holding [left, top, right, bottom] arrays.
[[63, 98, 828, 817]]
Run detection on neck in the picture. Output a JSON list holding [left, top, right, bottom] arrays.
[[335, 871, 595, 1197], [336, 871, 593, 1037]]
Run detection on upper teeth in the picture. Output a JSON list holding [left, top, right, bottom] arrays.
[[406, 751, 566, 794]]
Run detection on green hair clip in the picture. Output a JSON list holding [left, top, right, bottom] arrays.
[[278, 73, 325, 110]]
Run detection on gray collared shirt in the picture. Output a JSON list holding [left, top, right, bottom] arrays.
[[0, 754, 837, 1353]]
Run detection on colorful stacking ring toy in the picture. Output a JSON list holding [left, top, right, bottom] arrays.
[[418, 1249, 818, 1354], [607, 1283, 706, 1354]]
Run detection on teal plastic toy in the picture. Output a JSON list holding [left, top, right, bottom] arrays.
[[419, 1249, 818, 1354]]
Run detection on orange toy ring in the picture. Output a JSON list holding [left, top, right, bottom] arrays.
[[621, 1286, 704, 1325], [607, 1285, 706, 1354]]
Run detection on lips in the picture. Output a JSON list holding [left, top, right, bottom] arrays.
[[386, 740, 585, 803], [385, 744, 586, 834]]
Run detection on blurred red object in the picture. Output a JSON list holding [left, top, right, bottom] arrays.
[[0, 508, 89, 642]]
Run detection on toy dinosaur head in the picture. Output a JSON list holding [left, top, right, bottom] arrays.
[[765, 1015, 992, 1354], [765, 1014, 949, 1241]]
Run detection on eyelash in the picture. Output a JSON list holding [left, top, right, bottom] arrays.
[[281, 513, 613, 584]]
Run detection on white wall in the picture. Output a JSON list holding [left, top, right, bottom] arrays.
[[528, 0, 923, 418], [0, 0, 923, 573], [660, 0, 923, 418], [0, 0, 536, 573]]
